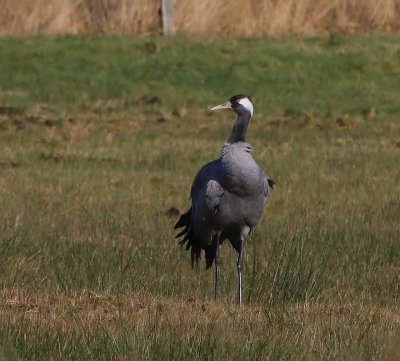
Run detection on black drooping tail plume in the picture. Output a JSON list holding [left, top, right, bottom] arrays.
[[174, 208, 201, 267]]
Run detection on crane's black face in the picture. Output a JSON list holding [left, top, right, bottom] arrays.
[[210, 94, 254, 117]]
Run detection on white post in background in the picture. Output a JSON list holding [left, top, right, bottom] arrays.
[[161, 0, 176, 35]]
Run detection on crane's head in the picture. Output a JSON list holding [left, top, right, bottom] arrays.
[[210, 94, 253, 117]]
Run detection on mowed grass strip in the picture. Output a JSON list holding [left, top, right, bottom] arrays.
[[0, 35, 399, 360]]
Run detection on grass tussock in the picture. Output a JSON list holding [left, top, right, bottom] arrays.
[[1, 0, 400, 35]]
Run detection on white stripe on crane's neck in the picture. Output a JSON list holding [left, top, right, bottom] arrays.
[[238, 97, 254, 117]]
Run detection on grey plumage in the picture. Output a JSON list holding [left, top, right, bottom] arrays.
[[174, 94, 274, 304]]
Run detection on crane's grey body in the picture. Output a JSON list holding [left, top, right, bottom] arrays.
[[175, 94, 274, 304], [192, 143, 269, 246]]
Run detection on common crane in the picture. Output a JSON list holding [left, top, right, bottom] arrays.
[[174, 94, 274, 305]]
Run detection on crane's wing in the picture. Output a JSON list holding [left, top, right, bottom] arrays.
[[191, 161, 224, 232], [205, 179, 224, 215], [174, 159, 224, 268]]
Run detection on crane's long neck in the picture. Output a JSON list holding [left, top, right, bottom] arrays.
[[227, 112, 252, 143]]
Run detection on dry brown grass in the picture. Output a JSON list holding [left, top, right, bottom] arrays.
[[1, 0, 400, 35], [1, 290, 399, 339], [2, 290, 398, 358], [0, 0, 160, 35], [176, 0, 400, 35]]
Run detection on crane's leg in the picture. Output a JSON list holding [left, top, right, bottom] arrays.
[[237, 240, 244, 305], [237, 227, 249, 305], [214, 237, 221, 300]]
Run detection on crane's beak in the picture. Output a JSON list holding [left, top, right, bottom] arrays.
[[210, 101, 232, 111]]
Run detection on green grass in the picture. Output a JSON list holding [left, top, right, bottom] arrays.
[[1, 34, 400, 116], [0, 34, 399, 360]]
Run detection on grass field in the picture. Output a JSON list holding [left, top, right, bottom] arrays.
[[0, 34, 399, 360]]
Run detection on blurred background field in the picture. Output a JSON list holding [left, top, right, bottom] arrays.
[[0, 8, 399, 361], [1, 0, 400, 35]]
